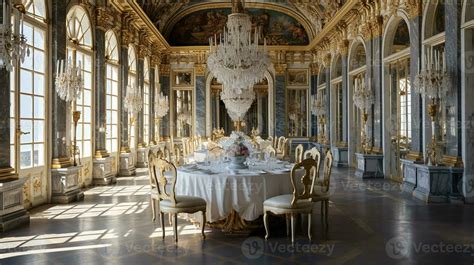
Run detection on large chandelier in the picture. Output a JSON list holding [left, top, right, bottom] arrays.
[[55, 58, 83, 102], [0, 0, 30, 71], [207, 0, 270, 94], [124, 83, 143, 115], [220, 87, 255, 122]]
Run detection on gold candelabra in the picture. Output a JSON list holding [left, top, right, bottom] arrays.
[[427, 100, 438, 165], [72, 110, 81, 166], [361, 112, 370, 154], [128, 115, 136, 151]]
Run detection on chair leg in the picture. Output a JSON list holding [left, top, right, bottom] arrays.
[[150, 198, 156, 221], [201, 210, 206, 240], [307, 212, 312, 241], [174, 213, 178, 243], [169, 213, 173, 226], [290, 214, 295, 244], [325, 200, 329, 224], [286, 214, 290, 236], [160, 212, 165, 239], [263, 212, 270, 240]]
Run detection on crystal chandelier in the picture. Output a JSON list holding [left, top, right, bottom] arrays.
[[413, 49, 450, 165], [124, 83, 143, 115], [55, 58, 83, 102], [154, 91, 169, 119], [220, 87, 255, 122], [207, 0, 270, 94], [0, 0, 30, 71]]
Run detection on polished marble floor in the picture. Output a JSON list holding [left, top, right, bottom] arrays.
[[1, 168, 473, 265]]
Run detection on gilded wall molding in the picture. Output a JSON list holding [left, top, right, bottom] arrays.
[[274, 63, 288, 76], [194, 64, 207, 76], [96, 6, 114, 31]]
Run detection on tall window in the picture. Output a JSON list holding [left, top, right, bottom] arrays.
[[143, 58, 150, 144], [105, 31, 119, 153], [10, 0, 47, 169], [390, 59, 412, 150], [333, 82, 343, 143], [128, 45, 137, 148], [66, 6, 93, 158]]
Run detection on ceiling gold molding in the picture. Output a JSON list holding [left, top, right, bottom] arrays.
[[161, 2, 317, 41]]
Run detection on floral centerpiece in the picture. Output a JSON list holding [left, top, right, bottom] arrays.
[[219, 131, 254, 169]]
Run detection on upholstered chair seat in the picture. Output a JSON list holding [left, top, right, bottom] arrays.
[[264, 195, 312, 210]]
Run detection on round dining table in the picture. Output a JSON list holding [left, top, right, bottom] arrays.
[[175, 163, 293, 231]]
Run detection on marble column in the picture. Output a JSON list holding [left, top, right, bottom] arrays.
[[365, 40, 374, 147], [120, 46, 129, 150], [310, 72, 318, 137], [325, 67, 331, 144], [409, 16, 423, 153], [159, 72, 170, 138], [274, 71, 286, 137], [51, 0, 70, 168], [94, 27, 107, 155], [372, 36, 383, 148], [137, 58, 144, 146], [341, 56, 349, 143], [444, 0, 462, 157], [91, 24, 115, 185], [195, 75, 206, 136], [50, 0, 83, 202], [0, 69, 11, 171], [150, 66, 155, 143]]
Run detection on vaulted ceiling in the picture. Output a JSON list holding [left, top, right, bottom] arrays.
[[135, 0, 347, 47]]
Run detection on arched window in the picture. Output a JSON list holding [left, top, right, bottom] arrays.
[[67, 6, 94, 160], [143, 58, 150, 144], [105, 30, 119, 154], [128, 45, 137, 149], [10, 0, 48, 173]]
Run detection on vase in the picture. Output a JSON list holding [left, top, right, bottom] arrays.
[[228, 156, 248, 169]]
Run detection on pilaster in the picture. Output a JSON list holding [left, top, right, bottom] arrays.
[[274, 64, 287, 137], [195, 67, 206, 137]]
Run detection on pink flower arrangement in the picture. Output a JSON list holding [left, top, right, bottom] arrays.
[[227, 142, 250, 157]]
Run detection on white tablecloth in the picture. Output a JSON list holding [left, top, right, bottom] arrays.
[[175, 166, 292, 222]]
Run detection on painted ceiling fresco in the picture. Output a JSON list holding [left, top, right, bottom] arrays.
[[166, 8, 309, 46]]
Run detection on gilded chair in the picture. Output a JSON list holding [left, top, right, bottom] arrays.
[[277, 138, 290, 160], [264, 146, 276, 158], [311, 150, 333, 224], [263, 158, 317, 243], [277, 136, 286, 153], [163, 146, 171, 162], [294, 144, 304, 163], [304, 147, 321, 179], [148, 152, 207, 243], [181, 138, 189, 156]]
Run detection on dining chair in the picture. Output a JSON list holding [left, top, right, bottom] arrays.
[[311, 150, 333, 225], [263, 158, 317, 243], [148, 152, 207, 243], [264, 146, 276, 158], [294, 144, 304, 163], [304, 147, 321, 179], [277, 138, 289, 160], [277, 136, 286, 153], [181, 138, 189, 156]]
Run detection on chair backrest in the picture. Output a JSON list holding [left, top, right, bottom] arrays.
[[163, 145, 171, 161], [304, 147, 321, 167], [280, 138, 290, 158], [174, 145, 182, 166], [148, 151, 177, 204], [264, 146, 276, 158], [311, 150, 333, 193], [267, 136, 273, 143], [277, 136, 286, 152], [294, 144, 304, 163], [290, 158, 318, 206]]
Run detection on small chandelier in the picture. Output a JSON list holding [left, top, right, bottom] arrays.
[[353, 76, 375, 113], [154, 91, 169, 119], [0, 0, 30, 71], [413, 49, 450, 100], [55, 58, 83, 102], [207, 0, 270, 94], [124, 83, 143, 115], [312, 92, 327, 117], [220, 87, 255, 122]]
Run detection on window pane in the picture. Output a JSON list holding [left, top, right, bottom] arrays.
[[20, 95, 33, 118], [34, 73, 44, 95], [34, 143, 44, 167], [34, 120, 44, 143], [20, 144, 33, 169], [34, 96, 44, 119], [20, 70, 33, 93]]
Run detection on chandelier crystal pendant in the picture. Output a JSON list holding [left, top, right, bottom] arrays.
[[207, 0, 270, 94], [154, 91, 169, 119], [0, 0, 30, 71]]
